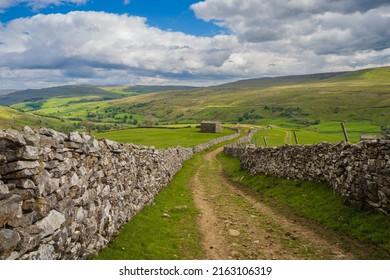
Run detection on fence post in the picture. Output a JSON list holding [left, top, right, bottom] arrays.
[[293, 130, 299, 144], [341, 122, 349, 143], [263, 136, 268, 146]]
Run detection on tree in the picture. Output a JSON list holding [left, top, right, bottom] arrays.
[[81, 120, 95, 133], [142, 115, 158, 126]]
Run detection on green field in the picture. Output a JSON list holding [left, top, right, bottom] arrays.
[[0, 66, 388, 141], [0, 105, 74, 132], [2, 67, 388, 134], [94, 126, 235, 148], [252, 120, 381, 146]]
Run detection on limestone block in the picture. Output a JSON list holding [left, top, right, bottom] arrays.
[[0, 129, 26, 148], [36, 210, 66, 237], [37, 244, 56, 260], [0, 229, 21, 259], [0, 181, 9, 195], [0, 194, 22, 227], [20, 146, 39, 160], [69, 131, 84, 143], [0, 161, 40, 175]]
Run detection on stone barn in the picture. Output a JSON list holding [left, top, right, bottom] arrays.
[[200, 121, 222, 133]]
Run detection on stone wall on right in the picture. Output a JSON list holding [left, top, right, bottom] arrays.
[[224, 140, 390, 214]]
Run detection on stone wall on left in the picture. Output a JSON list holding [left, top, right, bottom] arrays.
[[0, 127, 239, 260]]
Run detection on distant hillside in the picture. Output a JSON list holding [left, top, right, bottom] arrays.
[[1, 66, 389, 135], [216, 72, 348, 89], [123, 85, 197, 94], [71, 66, 387, 128], [0, 89, 18, 96], [0, 105, 73, 132], [0, 84, 199, 112], [0, 85, 121, 107]]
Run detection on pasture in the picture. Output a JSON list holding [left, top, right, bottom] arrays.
[[94, 126, 236, 148]]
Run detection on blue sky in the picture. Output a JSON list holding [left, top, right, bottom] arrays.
[[0, 0, 226, 36], [0, 0, 389, 89]]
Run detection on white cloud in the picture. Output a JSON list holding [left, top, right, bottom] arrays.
[[0, 4, 390, 89], [0, 12, 242, 87], [191, 0, 390, 49]]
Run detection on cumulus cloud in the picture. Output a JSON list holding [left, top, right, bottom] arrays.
[[0, 1, 390, 89], [0, 0, 87, 11], [0, 12, 243, 87], [191, 0, 390, 52]]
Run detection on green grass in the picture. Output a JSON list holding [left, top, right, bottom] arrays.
[[2, 67, 388, 141], [93, 137, 240, 260], [219, 153, 390, 259], [94, 126, 235, 148], [8, 66, 389, 131], [94, 154, 204, 260], [252, 121, 383, 147], [0, 105, 73, 132]]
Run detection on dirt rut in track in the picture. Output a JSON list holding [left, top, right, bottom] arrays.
[[190, 147, 362, 260]]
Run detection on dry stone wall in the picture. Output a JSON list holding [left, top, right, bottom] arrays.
[[224, 140, 390, 214], [0, 127, 239, 260]]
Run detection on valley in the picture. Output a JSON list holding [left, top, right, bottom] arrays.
[[0, 66, 389, 143]]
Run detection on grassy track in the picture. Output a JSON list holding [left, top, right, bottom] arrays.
[[94, 139, 238, 260], [94, 154, 204, 260], [219, 153, 390, 258]]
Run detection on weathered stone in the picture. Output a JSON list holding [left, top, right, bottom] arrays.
[[69, 131, 84, 143], [37, 244, 56, 260], [35, 197, 51, 218], [0, 161, 40, 175], [16, 230, 41, 255], [44, 160, 59, 170], [33, 170, 60, 195], [40, 136, 59, 148], [0, 194, 22, 227], [0, 229, 21, 259], [8, 211, 35, 227], [2, 168, 40, 179], [36, 210, 66, 237], [0, 129, 26, 148], [0, 181, 9, 195], [20, 145, 39, 160], [22, 198, 35, 212], [54, 158, 73, 176], [52, 228, 68, 250], [70, 172, 80, 187], [7, 179, 37, 190], [0, 155, 6, 164]]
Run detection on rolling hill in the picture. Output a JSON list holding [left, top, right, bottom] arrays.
[[45, 66, 386, 128], [0, 105, 74, 132], [0, 84, 196, 112], [1, 66, 389, 136]]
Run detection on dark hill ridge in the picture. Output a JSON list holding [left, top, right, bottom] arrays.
[[0, 84, 199, 107], [0, 89, 18, 96], [0, 85, 119, 107], [124, 85, 198, 94], [216, 71, 349, 89]]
